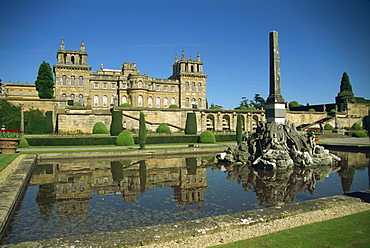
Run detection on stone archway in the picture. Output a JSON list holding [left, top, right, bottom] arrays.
[[222, 115, 230, 131], [206, 114, 215, 131]]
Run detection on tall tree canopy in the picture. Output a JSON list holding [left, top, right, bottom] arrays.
[[336, 72, 355, 104], [35, 61, 54, 99], [237, 94, 266, 110]]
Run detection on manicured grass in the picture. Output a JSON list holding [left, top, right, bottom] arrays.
[[211, 210, 370, 248], [0, 154, 19, 172]]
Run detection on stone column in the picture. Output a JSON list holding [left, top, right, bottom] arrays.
[[265, 31, 286, 124]]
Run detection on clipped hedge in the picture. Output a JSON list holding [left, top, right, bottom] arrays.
[[185, 113, 197, 134], [133, 135, 199, 144], [352, 131, 368, 137], [93, 122, 109, 134], [199, 131, 216, 143], [116, 130, 135, 146], [18, 138, 29, 148], [119, 103, 132, 107], [308, 108, 316, 112], [351, 123, 362, 130], [156, 123, 171, 134], [324, 123, 334, 131], [110, 111, 122, 136]]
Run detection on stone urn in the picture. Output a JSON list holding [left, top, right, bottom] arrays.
[[0, 138, 21, 154], [314, 133, 322, 143]]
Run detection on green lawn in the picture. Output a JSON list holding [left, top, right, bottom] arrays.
[[211, 210, 370, 248], [0, 154, 19, 172]]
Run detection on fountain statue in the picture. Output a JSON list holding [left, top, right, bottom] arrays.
[[217, 31, 340, 169]]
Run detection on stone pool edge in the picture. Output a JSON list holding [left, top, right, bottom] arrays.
[[0, 154, 37, 242]]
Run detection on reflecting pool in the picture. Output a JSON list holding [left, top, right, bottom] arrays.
[[3, 150, 369, 244]]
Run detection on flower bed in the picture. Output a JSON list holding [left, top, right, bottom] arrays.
[[0, 129, 23, 138]]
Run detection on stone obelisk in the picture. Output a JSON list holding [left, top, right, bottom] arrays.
[[265, 30, 286, 123]]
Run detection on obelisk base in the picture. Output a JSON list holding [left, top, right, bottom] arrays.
[[265, 102, 286, 124]]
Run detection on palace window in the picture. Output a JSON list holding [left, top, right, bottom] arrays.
[[156, 97, 160, 108], [78, 76, 83, 87], [62, 94, 66, 99], [70, 94, 75, 100], [122, 95, 127, 104], [171, 86, 175, 92], [198, 98, 202, 108], [94, 82, 99, 88], [111, 95, 115, 105], [103, 83, 107, 89], [171, 97, 176, 105], [70, 76, 75, 87], [198, 83, 202, 92], [103, 95, 108, 107], [79, 94, 84, 104], [112, 83, 116, 89], [148, 97, 153, 108], [163, 86, 168, 91], [192, 82, 195, 92], [62, 75, 66, 87], [185, 98, 189, 108], [164, 97, 168, 108], [185, 82, 189, 92], [156, 85, 160, 91], [94, 95, 99, 107], [148, 84, 152, 90], [138, 81, 142, 88], [122, 83, 127, 89], [138, 95, 143, 107]]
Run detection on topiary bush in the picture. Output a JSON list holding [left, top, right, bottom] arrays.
[[45, 111, 53, 134], [110, 111, 122, 136], [185, 113, 197, 134], [330, 109, 336, 113], [324, 123, 334, 131], [156, 123, 171, 134], [352, 131, 368, 137], [199, 131, 216, 143], [308, 108, 316, 112], [239, 106, 248, 110], [93, 122, 109, 134], [351, 123, 362, 130], [169, 105, 179, 108], [247, 107, 256, 110], [210, 105, 221, 109], [119, 103, 132, 107], [116, 130, 135, 146], [18, 138, 29, 148]]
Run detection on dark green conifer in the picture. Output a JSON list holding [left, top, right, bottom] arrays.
[[236, 113, 243, 144], [185, 112, 197, 134], [35, 61, 54, 99], [139, 112, 147, 149], [110, 111, 122, 136]]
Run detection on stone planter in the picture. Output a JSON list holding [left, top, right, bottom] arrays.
[[0, 138, 21, 154]]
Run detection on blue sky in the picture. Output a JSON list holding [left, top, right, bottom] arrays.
[[1, 0, 369, 109]]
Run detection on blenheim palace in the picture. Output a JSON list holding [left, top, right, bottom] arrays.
[[54, 40, 207, 109], [0, 40, 366, 133]]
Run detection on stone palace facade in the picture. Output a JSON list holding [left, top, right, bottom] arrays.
[[53, 40, 207, 109]]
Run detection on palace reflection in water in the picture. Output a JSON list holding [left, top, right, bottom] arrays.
[[4, 151, 369, 245]]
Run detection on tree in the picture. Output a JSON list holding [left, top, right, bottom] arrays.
[[35, 61, 54, 99], [236, 113, 243, 144], [336, 72, 355, 105], [185, 112, 197, 134], [139, 112, 147, 149], [0, 100, 20, 130], [237, 94, 265, 110], [45, 111, 53, 134], [289, 101, 300, 108]]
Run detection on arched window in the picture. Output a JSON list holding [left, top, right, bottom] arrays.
[[198, 83, 202, 92], [185, 98, 189, 108], [122, 95, 127, 104], [62, 75, 66, 87], [138, 95, 143, 107], [94, 95, 99, 107], [148, 97, 153, 108], [138, 81, 142, 88], [71, 56, 75, 64], [79, 76, 83, 87], [171, 97, 176, 105], [78, 94, 84, 104], [62, 93, 66, 99], [156, 97, 160, 108], [111, 95, 115, 105], [70, 94, 75, 100], [103, 95, 108, 107], [70, 76, 75, 87], [164, 97, 168, 108], [192, 98, 196, 105], [192, 82, 195, 92], [198, 98, 202, 108], [185, 82, 189, 92]]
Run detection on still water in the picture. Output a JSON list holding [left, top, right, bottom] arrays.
[[4, 150, 369, 244]]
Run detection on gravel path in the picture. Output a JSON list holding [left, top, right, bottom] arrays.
[[143, 202, 370, 248]]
